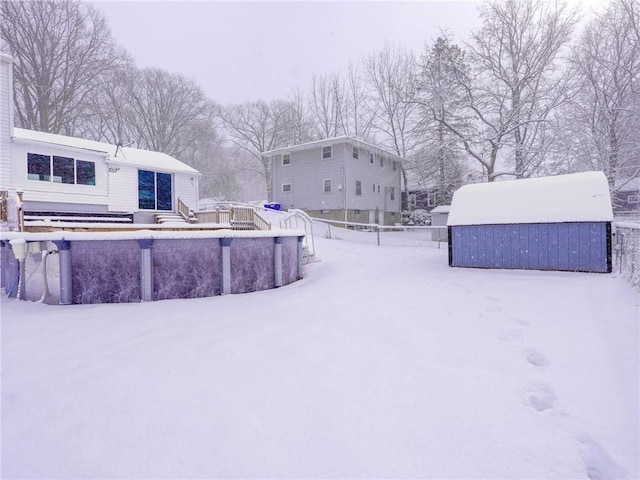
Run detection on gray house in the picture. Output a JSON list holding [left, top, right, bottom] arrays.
[[263, 137, 404, 225]]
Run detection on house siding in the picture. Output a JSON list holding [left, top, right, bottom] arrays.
[[174, 172, 198, 211], [271, 139, 403, 224], [107, 165, 138, 212], [345, 144, 401, 213], [1, 54, 13, 188], [272, 142, 346, 211], [449, 222, 611, 273], [11, 141, 109, 209], [613, 189, 639, 213]]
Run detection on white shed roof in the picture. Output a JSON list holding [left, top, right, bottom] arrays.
[[430, 205, 451, 214], [447, 172, 613, 226], [13, 128, 199, 175]]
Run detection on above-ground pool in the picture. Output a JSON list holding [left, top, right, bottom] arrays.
[[1, 229, 305, 305]]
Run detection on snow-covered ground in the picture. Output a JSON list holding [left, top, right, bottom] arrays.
[[2, 230, 639, 479]]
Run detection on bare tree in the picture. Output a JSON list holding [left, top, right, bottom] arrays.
[[364, 43, 420, 206], [74, 60, 137, 145], [308, 72, 344, 139], [123, 68, 217, 159], [424, 0, 577, 182], [568, 0, 640, 200], [217, 100, 292, 200], [340, 61, 375, 140], [474, 0, 577, 178], [0, 0, 126, 135], [364, 43, 419, 157], [284, 87, 314, 145]]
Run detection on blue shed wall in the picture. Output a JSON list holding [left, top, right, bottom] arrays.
[[449, 222, 611, 273]]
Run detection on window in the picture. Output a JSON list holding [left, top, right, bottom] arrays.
[[355, 180, 362, 196], [372, 184, 376, 193], [377, 185, 381, 193], [389, 187, 395, 200], [282, 183, 292, 193], [380, 156, 384, 167], [323, 179, 332, 193], [27, 152, 95, 186], [53, 156, 74, 184], [282, 153, 291, 166], [629, 194, 639, 204], [352, 146, 359, 159], [138, 170, 173, 210], [322, 145, 332, 159], [76, 160, 96, 185], [393, 161, 397, 171], [369, 153, 374, 164], [27, 153, 50, 181]]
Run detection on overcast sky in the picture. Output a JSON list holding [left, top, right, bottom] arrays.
[[94, 1, 607, 105]]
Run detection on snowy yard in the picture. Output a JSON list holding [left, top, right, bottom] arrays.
[[1, 232, 639, 479]]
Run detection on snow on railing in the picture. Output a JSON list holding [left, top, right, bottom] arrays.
[[280, 209, 315, 261], [614, 221, 640, 288]]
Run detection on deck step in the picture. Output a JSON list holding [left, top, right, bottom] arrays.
[[155, 213, 189, 224]]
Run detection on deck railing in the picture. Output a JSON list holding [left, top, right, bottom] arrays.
[[0, 190, 7, 223], [177, 198, 193, 222], [230, 206, 271, 231], [194, 206, 270, 231]]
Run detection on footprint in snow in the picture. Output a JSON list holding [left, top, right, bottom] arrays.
[[576, 434, 627, 480], [520, 382, 557, 412], [525, 349, 549, 368], [513, 317, 530, 327], [499, 328, 524, 344]]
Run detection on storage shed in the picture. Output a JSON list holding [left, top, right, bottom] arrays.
[[447, 172, 613, 273], [430, 205, 450, 241]]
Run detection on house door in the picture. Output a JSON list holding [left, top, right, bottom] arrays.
[[369, 210, 376, 225]]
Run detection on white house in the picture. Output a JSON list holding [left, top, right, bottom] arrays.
[[263, 136, 404, 225], [0, 53, 200, 225]]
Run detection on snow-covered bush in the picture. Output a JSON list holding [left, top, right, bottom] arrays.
[[407, 209, 431, 226]]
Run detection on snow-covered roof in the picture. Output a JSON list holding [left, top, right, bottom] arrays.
[[447, 172, 613, 226], [430, 205, 451, 214], [262, 135, 405, 162], [614, 176, 640, 191], [13, 128, 200, 175]]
